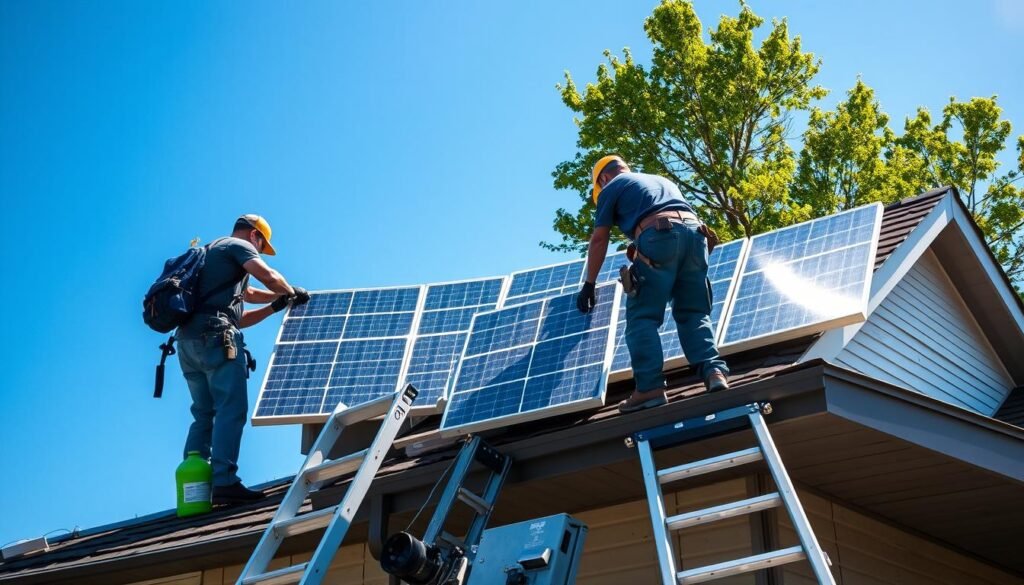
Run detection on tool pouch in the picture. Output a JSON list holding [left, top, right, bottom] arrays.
[[619, 264, 642, 298], [223, 329, 237, 360], [698, 223, 719, 254]]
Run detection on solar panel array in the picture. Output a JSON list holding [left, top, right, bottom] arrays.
[[254, 286, 422, 422], [401, 278, 505, 408], [502, 259, 586, 307], [440, 283, 620, 436], [720, 203, 881, 350], [254, 202, 882, 428]]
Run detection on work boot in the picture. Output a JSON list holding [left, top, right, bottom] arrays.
[[212, 482, 264, 506], [705, 371, 729, 393], [617, 389, 668, 414]]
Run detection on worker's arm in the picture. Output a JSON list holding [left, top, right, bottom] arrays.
[[584, 226, 612, 283], [239, 305, 277, 328], [243, 258, 296, 297], [244, 286, 280, 304]]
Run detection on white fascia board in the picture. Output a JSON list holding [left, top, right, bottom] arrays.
[[800, 195, 955, 363], [948, 200, 1024, 334]]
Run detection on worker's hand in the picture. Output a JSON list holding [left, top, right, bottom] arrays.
[[271, 295, 290, 312], [292, 286, 311, 306], [576, 281, 597, 314]]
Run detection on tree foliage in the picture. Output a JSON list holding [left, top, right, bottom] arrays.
[[548, 0, 824, 252], [550, 0, 1024, 293]]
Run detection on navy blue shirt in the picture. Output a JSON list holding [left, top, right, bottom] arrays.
[[594, 172, 695, 239], [177, 237, 259, 337]]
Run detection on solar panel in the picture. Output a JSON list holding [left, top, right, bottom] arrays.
[[401, 277, 506, 410], [502, 258, 586, 307], [253, 285, 423, 424], [720, 203, 882, 352], [440, 282, 620, 437], [605, 238, 747, 378]]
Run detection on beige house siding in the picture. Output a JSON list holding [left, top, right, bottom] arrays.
[[777, 491, 1018, 585], [130, 480, 1018, 585]]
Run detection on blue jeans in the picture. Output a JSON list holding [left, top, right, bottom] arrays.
[[625, 221, 729, 392], [177, 327, 248, 487]]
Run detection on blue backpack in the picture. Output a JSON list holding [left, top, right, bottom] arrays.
[[143, 241, 238, 334]]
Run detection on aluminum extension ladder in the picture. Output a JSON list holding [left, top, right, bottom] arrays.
[[236, 385, 418, 585], [628, 402, 835, 585], [421, 435, 512, 560]]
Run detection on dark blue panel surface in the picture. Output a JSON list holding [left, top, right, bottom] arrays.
[[505, 260, 585, 302], [349, 287, 420, 314], [289, 292, 352, 317], [403, 332, 467, 404], [442, 380, 527, 428], [441, 283, 618, 434], [343, 312, 414, 338], [280, 316, 346, 343], [424, 279, 503, 310], [464, 302, 543, 355], [321, 338, 407, 412], [418, 307, 480, 335]]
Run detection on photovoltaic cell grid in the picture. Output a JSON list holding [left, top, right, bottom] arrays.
[[440, 283, 620, 436], [721, 203, 881, 346], [502, 259, 586, 307], [401, 278, 505, 407], [606, 239, 744, 373], [254, 287, 421, 420]]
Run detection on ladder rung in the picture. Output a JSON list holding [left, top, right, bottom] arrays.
[[330, 392, 396, 426], [677, 546, 806, 584], [303, 448, 368, 485], [666, 493, 782, 531], [440, 531, 467, 549], [273, 505, 338, 538], [658, 447, 762, 485], [456, 487, 491, 516], [241, 562, 308, 585]]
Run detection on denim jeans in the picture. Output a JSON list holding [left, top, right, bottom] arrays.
[[177, 327, 248, 487], [625, 221, 729, 392]]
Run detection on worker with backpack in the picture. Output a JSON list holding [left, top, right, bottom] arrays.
[[144, 214, 310, 505]]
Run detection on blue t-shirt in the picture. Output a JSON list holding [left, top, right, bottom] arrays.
[[594, 172, 695, 239], [177, 237, 260, 337]]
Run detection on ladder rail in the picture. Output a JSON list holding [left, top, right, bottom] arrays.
[[748, 409, 835, 585], [237, 386, 417, 585], [633, 403, 837, 585], [300, 386, 417, 584], [636, 439, 678, 585], [422, 436, 511, 552]]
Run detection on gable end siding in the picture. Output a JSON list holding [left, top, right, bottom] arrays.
[[836, 249, 1012, 415]]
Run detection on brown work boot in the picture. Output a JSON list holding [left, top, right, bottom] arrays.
[[705, 371, 729, 393], [617, 389, 668, 414]]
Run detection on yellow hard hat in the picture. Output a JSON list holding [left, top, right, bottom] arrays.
[[238, 214, 277, 255], [592, 155, 626, 204]]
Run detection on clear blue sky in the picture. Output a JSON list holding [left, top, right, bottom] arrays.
[[1, 0, 1021, 546]]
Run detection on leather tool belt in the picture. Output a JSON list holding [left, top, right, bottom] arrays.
[[632, 209, 700, 239], [629, 209, 702, 268]]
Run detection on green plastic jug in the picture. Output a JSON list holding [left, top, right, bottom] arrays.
[[176, 452, 212, 517]]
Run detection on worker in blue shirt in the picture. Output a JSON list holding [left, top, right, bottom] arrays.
[[577, 156, 729, 413], [176, 214, 310, 505]]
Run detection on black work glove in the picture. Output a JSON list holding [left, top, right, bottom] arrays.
[[271, 295, 290, 312], [576, 281, 597, 314], [292, 286, 311, 306]]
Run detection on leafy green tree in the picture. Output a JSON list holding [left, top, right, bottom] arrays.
[[897, 97, 1024, 285], [792, 80, 916, 214], [545, 0, 824, 253]]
